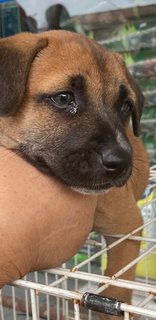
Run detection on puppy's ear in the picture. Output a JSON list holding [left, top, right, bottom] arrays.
[[0, 33, 48, 116], [131, 80, 144, 137]]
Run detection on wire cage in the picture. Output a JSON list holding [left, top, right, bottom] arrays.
[[0, 166, 156, 320]]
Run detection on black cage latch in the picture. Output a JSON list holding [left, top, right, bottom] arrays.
[[81, 292, 124, 317]]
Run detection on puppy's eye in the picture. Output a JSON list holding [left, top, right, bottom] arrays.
[[51, 92, 75, 109], [120, 101, 133, 116]]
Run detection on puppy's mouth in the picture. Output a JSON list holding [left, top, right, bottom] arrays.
[[64, 168, 132, 195], [20, 153, 132, 195], [15, 142, 132, 195]]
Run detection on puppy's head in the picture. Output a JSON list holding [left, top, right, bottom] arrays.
[[0, 31, 144, 194]]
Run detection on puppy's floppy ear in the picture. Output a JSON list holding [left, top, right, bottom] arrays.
[[0, 33, 48, 116], [131, 80, 144, 137]]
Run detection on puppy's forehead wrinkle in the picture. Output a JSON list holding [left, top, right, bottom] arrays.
[[30, 36, 121, 102], [49, 32, 107, 77], [70, 74, 85, 91]]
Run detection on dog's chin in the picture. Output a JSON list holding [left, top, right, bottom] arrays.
[[65, 171, 132, 195], [70, 178, 126, 195], [71, 186, 112, 195]]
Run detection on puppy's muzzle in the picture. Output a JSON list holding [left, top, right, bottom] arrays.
[[64, 141, 132, 194]]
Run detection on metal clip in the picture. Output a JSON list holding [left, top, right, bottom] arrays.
[[81, 292, 124, 316]]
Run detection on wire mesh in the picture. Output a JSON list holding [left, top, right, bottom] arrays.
[[0, 165, 156, 320]]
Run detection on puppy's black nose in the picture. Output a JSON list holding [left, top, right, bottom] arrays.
[[101, 148, 131, 177]]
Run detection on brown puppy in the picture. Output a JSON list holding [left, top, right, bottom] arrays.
[[0, 31, 144, 192], [0, 31, 149, 318]]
